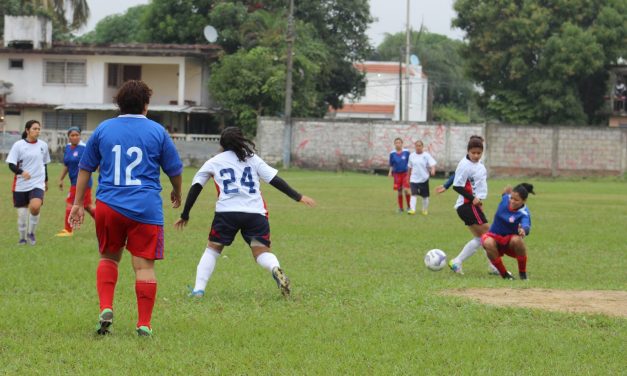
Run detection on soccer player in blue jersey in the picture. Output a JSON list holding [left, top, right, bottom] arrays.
[[56, 127, 95, 237], [388, 138, 411, 212], [482, 183, 534, 280], [69, 80, 183, 337]]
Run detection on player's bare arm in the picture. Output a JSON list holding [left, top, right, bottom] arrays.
[[169, 174, 183, 208]]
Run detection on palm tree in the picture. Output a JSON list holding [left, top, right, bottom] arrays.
[[26, 0, 90, 31]]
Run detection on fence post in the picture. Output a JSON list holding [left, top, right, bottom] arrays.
[[551, 127, 559, 177]]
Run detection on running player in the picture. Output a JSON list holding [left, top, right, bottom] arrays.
[[6, 120, 50, 245], [388, 138, 411, 213], [407, 140, 436, 215], [69, 80, 183, 337], [56, 127, 95, 237], [174, 126, 315, 298], [447, 135, 490, 275], [482, 183, 534, 280]]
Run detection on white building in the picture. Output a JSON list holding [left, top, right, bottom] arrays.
[[0, 16, 221, 134], [328, 61, 429, 122]]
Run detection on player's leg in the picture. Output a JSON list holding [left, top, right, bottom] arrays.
[[131, 255, 156, 336], [26, 191, 44, 245], [243, 214, 290, 297], [14, 191, 29, 244], [449, 204, 489, 274], [393, 174, 403, 212], [482, 234, 514, 280], [191, 241, 224, 297], [403, 177, 411, 209], [408, 183, 418, 214], [94, 202, 127, 335], [420, 182, 430, 215], [57, 186, 75, 236], [508, 235, 528, 280]]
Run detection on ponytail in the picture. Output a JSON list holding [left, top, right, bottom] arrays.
[[513, 183, 535, 200]]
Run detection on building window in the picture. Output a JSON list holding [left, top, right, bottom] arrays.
[[107, 63, 141, 87], [9, 59, 23, 69], [5, 110, 21, 116], [45, 60, 86, 85], [43, 112, 87, 130]]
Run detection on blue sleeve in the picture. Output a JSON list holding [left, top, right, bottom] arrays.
[[443, 173, 455, 189], [160, 133, 183, 177], [78, 128, 100, 172], [389, 152, 394, 167]]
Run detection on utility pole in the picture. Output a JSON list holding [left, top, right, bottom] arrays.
[[398, 48, 403, 121], [404, 0, 411, 122], [282, 0, 295, 169]]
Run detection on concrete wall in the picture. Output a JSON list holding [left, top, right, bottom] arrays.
[[257, 117, 627, 176]]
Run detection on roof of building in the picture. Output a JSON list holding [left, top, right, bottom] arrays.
[[332, 103, 396, 114], [0, 42, 221, 59], [354, 62, 427, 78]]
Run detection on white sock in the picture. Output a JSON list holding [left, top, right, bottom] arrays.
[[453, 237, 481, 264], [256, 252, 280, 273], [422, 197, 429, 212], [28, 213, 40, 234], [17, 208, 28, 239], [410, 196, 417, 211], [193, 247, 221, 292]]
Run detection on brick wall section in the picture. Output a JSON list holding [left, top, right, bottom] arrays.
[[257, 117, 627, 176]]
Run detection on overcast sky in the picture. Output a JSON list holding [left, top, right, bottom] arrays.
[[80, 0, 464, 45]]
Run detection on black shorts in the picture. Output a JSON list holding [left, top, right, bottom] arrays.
[[456, 203, 488, 226], [209, 212, 271, 247], [410, 181, 430, 197], [13, 188, 45, 208]]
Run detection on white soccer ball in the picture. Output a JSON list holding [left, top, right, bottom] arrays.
[[424, 249, 447, 271]]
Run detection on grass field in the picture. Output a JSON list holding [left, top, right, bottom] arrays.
[[0, 164, 625, 375]]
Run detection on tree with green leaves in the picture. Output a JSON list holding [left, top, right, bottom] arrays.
[[76, 5, 148, 44], [0, 0, 89, 40], [454, 0, 627, 125], [141, 0, 213, 44]]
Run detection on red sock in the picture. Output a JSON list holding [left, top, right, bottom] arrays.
[[96, 259, 118, 311], [517, 255, 527, 273], [405, 193, 411, 207], [64, 205, 72, 232], [491, 257, 508, 277], [397, 195, 403, 210], [135, 280, 157, 329]]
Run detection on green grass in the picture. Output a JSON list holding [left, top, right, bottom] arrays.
[[0, 165, 625, 375]]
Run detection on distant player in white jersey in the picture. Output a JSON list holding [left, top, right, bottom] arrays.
[[447, 135, 493, 275], [175, 127, 316, 298], [5, 120, 51, 245], [407, 140, 436, 215]]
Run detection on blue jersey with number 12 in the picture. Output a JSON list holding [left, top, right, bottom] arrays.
[[79, 115, 183, 225]]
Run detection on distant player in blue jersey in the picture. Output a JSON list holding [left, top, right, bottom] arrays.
[[482, 183, 534, 280], [175, 127, 315, 298], [388, 138, 411, 212], [69, 80, 183, 337], [56, 127, 95, 237]]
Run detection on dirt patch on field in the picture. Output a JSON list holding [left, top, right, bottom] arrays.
[[443, 288, 627, 318]]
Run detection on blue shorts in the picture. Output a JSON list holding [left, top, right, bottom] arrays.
[[209, 212, 271, 247], [13, 188, 45, 208]]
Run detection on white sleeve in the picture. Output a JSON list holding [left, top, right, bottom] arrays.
[[5, 142, 20, 164], [427, 153, 436, 167], [191, 160, 215, 187], [252, 155, 278, 183], [453, 160, 468, 187], [43, 143, 51, 164]]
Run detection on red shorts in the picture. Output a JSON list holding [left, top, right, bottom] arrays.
[[393, 172, 410, 190], [66, 185, 93, 207], [95, 201, 164, 260], [481, 232, 516, 258]]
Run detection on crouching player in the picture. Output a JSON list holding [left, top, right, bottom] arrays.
[[482, 183, 534, 280]]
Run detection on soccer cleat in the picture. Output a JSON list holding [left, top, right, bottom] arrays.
[[136, 326, 152, 337], [27, 233, 36, 246], [18, 239, 27, 245], [502, 271, 515, 280], [488, 264, 500, 276], [272, 266, 291, 297], [55, 229, 73, 237], [448, 260, 464, 275], [519, 272, 528, 280], [397, 209, 404, 214], [189, 289, 205, 298], [96, 308, 113, 335], [407, 209, 416, 215], [421, 210, 428, 216]]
